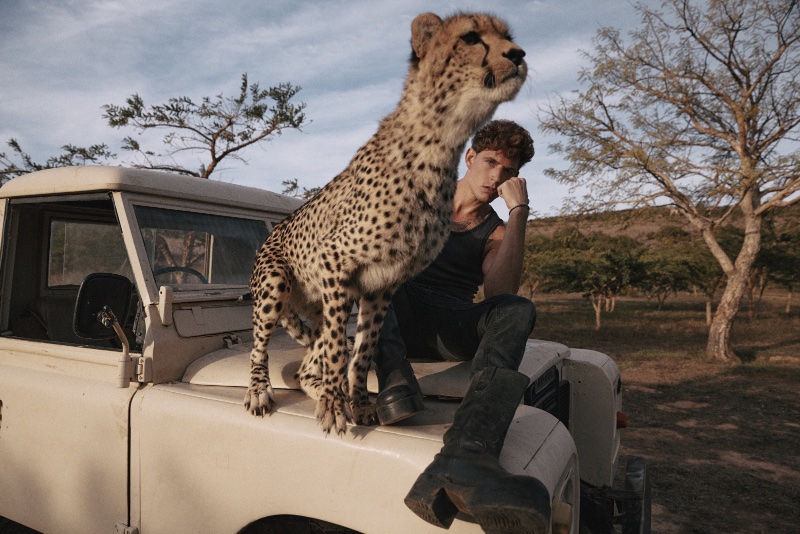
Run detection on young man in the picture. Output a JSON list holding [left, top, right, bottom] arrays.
[[373, 120, 550, 530]]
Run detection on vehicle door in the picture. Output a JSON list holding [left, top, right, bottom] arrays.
[[0, 195, 140, 534]]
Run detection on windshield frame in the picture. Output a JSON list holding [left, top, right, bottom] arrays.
[[113, 191, 276, 305]]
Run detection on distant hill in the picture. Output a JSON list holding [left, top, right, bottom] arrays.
[[527, 203, 800, 243]]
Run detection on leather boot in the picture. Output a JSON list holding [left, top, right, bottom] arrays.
[[374, 310, 424, 425], [404, 366, 551, 533]]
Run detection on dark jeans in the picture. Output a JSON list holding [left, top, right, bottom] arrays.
[[379, 282, 536, 375]]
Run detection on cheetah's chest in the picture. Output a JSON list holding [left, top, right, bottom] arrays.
[[351, 195, 451, 294]]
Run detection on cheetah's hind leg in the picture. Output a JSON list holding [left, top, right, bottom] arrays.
[[280, 310, 312, 347], [244, 262, 292, 416], [296, 313, 324, 400]]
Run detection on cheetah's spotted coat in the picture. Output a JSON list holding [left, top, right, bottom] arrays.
[[245, 12, 527, 434]]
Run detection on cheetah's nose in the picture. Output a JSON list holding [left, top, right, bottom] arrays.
[[503, 48, 526, 66]]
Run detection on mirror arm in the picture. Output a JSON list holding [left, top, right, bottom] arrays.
[[158, 286, 173, 326], [99, 306, 132, 388]]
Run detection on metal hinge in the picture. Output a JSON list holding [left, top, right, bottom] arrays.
[[117, 355, 152, 387], [224, 334, 242, 348], [115, 522, 139, 534], [135, 356, 152, 382]]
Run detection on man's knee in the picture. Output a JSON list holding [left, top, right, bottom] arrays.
[[492, 294, 536, 334]]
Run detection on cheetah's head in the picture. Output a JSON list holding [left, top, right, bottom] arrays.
[[409, 12, 527, 130]]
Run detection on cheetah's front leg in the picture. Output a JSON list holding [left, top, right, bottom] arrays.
[[348, 292, 393, 426], [244, 260, 290, 416], [314, 289, 354, 435]]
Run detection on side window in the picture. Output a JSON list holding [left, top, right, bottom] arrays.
[[3, 201, 139, 349], [47, 219, 134, 286]]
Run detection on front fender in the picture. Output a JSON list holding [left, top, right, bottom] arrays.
[[131, 383, 578, 534]]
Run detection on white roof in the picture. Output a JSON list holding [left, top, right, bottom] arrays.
[[0, 166, 304, 213]]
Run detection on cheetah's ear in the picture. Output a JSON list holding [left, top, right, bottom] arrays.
[[411, 12, 443, 61]]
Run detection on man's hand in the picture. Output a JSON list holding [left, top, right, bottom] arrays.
[[497, 177, 529, 211]]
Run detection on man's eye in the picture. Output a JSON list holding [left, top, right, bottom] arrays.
[[461, 31, 481, 45]]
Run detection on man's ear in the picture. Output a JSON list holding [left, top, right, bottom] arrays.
[[464, 148, 477, 170]]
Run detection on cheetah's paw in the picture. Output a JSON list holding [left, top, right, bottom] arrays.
[[244, 384, 275, 416], [315, 389, 353, 435], [351, 400, 378, 426]]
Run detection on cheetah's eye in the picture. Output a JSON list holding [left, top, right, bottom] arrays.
[[460, 31, 481, 45]]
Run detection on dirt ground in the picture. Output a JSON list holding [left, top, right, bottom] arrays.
[[619, 359, 800, 534], [528, 291, 800, 532]]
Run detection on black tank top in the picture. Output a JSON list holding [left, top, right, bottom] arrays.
[[412, 207, 503, 302]]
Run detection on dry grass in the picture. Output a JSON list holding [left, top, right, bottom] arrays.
[[531, 291, 800, 365], [531, 291, 800, 533]]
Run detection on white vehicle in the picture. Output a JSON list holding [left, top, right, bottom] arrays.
[[0, 166, 649, 534]]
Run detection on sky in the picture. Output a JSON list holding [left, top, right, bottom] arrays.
[[0, 0, 655, 217]]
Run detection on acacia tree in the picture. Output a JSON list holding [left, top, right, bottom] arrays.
[[761, 223, 800, 313], [540, 0, 800, 362], [638, 226, 695, 309], [103, 73, 306, 178], [536, 229, 645, 330], [0, 139, 114, 184], [281, 178, 321, 200], [3, 74, 307, 185], [520, 232, 554, 299]]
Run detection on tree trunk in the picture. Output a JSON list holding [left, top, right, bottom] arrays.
[[703, 206, 762, 362], [787, 290, 794, 314], [707, 286, 741, 363], [746, 283, 755, 320], [590, 293, 603, 330], [707, 252, 759, 361], [705, 299, 713, 326], [527, 280, 539, 300]]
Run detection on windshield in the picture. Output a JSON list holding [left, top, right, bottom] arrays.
[[134, 205, 268, 288]]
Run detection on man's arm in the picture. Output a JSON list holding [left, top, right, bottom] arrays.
[[482, 177, 529, 298]]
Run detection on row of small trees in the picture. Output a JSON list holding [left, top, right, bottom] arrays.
[[521, 221, 800, 330]]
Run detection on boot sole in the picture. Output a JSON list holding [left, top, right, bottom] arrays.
[[376, 391, 424, 425], [404, 472, 459, 528], [472, 505, 549, 534], [405, 471, 550, 533]]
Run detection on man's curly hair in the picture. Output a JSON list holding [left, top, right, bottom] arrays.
[[470, 119, 534, 170]]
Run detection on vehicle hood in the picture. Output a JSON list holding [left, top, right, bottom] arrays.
[[182, 329, 570, 400]]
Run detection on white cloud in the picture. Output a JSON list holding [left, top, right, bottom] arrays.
[[1, 0, 660, 214]]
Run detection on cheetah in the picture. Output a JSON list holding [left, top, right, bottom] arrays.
[[245, 12, 527, 434]]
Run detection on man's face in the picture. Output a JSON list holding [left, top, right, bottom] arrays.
[[464, 148, 520, 203]]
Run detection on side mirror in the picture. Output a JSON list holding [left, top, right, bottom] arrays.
[[74, 273, 133, 339]]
